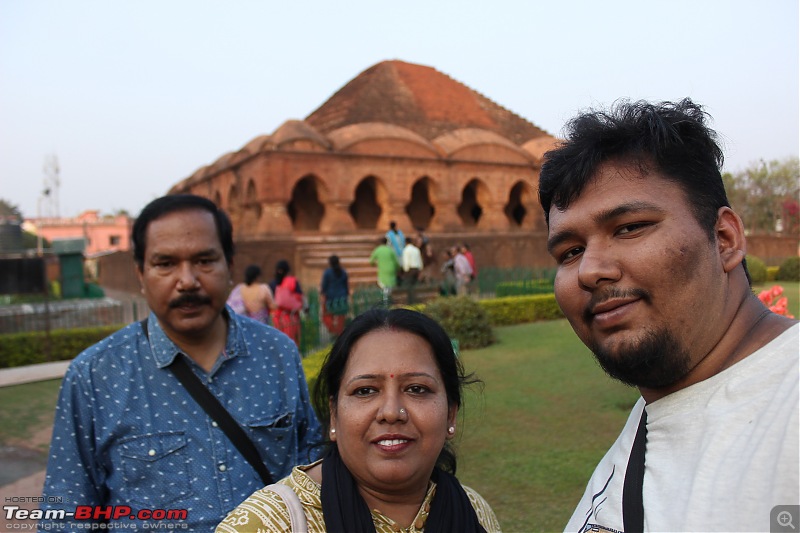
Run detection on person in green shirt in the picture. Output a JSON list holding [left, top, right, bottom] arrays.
[[369, 236, 399, 304]]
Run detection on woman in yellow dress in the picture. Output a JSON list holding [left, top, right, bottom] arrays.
[[217, 307, 501, 532]]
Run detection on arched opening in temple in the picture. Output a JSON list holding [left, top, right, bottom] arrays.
[[349, 176, 383, 229], [287, 175, 325, 231], [457, 179, 488, 227], [227, 183, 240, 222], [406, 177, 435, 230], [504, 181, 529, 227], [241, 179, 262, 229]]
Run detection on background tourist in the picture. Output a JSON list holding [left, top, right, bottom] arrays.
[[227, 264, 275, 324], [369, 236, 399, 304], [385, 220, 405, 260], [453, 246, 473, 296], [320, 254, 349, 337], [270, 259, 305, 346]]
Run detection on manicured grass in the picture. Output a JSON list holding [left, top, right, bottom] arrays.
[[455, 320, 639, 532], [0, 379, 61, 453]]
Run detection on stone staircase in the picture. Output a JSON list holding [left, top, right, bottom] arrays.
[[294, 234, 441, 304], [296, 235, 381, 289]]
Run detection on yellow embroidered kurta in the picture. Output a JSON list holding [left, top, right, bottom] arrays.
[[216, 461, 502, 532]]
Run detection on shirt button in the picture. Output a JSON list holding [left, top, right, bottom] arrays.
[[148, 449, 156, 456], [207, 377, 213, 383], [218, 464, 226, 472], [211, 421, 218, 428]]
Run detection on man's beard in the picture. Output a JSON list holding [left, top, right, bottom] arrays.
[[589, 327, 692, 389]]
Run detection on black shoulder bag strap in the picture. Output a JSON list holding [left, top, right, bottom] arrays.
[[140, 319, 274, 486], [622, 408, 647, 533]]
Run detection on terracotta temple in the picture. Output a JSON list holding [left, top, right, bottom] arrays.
[[167, 60, 559, 288]]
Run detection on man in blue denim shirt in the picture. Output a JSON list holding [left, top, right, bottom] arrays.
[[40, 195, 322, 530]]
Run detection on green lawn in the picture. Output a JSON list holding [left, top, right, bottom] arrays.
[[455, 320, 638, 532], [0, 378, 61, 453]]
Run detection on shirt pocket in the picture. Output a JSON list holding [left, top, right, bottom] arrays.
[[116, 432, 193, 507], [246, 412, 296, 479]]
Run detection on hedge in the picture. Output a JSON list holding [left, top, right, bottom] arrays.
[[0, 294, 564, 370], [0, 325, 121, 369], [479, 294, 564, 326]]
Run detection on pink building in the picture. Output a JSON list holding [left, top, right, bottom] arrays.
[[24, 210, 133, 256]]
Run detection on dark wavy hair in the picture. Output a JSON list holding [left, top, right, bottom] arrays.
[[312, 307, 482, 475], [539, 98, 728, 241], [244, 265, 262, 285], [132, 194, 234, 269]]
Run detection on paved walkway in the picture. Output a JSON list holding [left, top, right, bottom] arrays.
[[0, 360, 70, 388]]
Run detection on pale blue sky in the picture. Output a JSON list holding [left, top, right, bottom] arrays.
[[1, 0, 797, 218]]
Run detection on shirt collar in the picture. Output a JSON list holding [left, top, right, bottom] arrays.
[[145, 306, 250, 369]]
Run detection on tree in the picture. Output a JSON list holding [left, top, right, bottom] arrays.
[[0, 198, 23, 219], [723, 157, 800, 234]]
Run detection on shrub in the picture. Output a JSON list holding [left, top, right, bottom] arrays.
[[745, 255, 767, 283], [777, 256, 800, 281], [480, 294, 564, 326], [423, 296, 495, 349], [766, 266, 779, 281], [495, 279, 554, 298], [0, 325, 121, 368], [301, 345, 330, 393]]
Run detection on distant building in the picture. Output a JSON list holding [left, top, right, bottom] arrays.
[[168, 59, 558, 287], [23, 210, 133, 257]]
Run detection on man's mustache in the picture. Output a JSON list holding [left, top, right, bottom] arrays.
[[583, 287, 650, 322], [169, 293, 212, 308]]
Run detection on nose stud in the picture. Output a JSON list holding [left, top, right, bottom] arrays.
[[399, 408, 406, 416]]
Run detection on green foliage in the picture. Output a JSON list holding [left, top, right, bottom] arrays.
[[495, 279, 554, 298], [723, 157, 800, 234], [423, 296, 495, 349], [0, 198, 23, 218], [480, 294, 564, 326], [766, 266, 779, 281], [0, 325, 120, 368], [746, 255, 767, 283], [301, 345, 330, 393], [777, 256, 800, 281]]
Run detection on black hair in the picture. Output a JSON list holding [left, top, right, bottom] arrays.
[[328, 255, 343, 277], [274, 259, 291, 284], [312, 307, 482, 475], [244, 265, 262, 285], [539, 99, 729, 241], [132, 194, 234, 270]]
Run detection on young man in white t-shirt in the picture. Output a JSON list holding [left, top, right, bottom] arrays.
[[538, 98, 799, 532]]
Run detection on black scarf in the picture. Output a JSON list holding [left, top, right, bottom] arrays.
[[320, 447, 487, 533]]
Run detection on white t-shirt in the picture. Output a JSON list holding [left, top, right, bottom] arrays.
[[565, 323, 799, 533]]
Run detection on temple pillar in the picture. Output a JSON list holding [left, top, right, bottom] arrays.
[[320, 201, 356, 233], [378, 201, 414, 233], [428, 202, 463, 231], [481, 201, 511, 231], [256, 202, 293, 235]]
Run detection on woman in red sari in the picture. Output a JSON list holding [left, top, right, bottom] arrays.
[[269, 260, 304, 346]]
